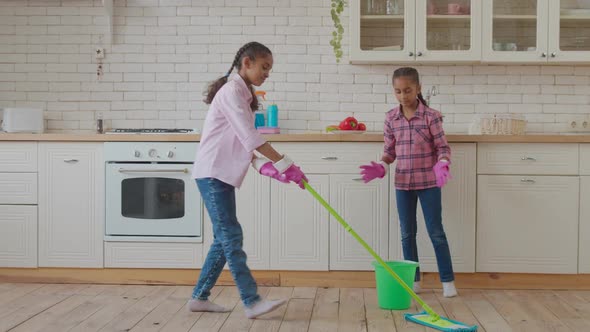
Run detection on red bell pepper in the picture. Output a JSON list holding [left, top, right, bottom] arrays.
[[339, 117, 358, 130]]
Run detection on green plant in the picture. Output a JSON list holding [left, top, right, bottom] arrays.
[[330, 0, 346, 62]]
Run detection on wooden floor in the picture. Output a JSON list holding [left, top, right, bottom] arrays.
[[1, 283, 590, 332]]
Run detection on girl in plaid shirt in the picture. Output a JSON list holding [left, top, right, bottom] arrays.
[[360, 67, 457, 298]]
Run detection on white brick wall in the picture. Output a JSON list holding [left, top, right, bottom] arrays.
[[0, 0, 590, 133]]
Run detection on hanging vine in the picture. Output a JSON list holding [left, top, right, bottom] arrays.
[[330, 0, 346, 63]]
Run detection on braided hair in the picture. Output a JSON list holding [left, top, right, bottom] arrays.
[[392, 67, 428, 106], [204, 41, 272, 111]]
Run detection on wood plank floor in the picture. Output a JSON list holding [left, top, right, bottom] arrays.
[[1, 283, 590, 332]]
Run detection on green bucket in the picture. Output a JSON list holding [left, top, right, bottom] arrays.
[[372, 260, 419, 310]]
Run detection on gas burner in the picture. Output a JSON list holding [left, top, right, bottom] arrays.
[[107, 128, 197, 134]]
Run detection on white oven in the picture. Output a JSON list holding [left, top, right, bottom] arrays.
[[105, 142, 202, 240]]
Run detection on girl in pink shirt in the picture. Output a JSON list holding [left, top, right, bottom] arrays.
[[189, 42, 307, 319], [359, 67, 457, 298]]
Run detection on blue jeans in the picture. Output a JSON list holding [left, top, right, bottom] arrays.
[[192, 178, 260, 307], [396, 187, 455, 282]]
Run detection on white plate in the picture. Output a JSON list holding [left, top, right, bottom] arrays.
[[328, 130, 366, 134]]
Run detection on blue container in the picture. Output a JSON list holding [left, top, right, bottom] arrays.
[[254, 112, 265, 128], [267, 104, 278, 128]]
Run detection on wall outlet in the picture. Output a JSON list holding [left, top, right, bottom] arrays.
[[95, 48, 105, 59]]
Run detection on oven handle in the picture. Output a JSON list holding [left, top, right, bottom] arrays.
[[118, 168, 190, 174]]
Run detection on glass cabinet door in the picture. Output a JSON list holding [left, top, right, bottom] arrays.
[[547, 0, 590, 62], [482, 0, 549, 62], [415, 0, 482, 61], [350, 0, 416, 63]]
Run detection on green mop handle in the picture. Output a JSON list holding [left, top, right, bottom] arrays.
[[303, 180, 440, 320]]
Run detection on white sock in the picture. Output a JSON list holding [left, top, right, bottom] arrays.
[[187, 299, 231, 313], [413, 281, 421, 294], [442, 281, 458, 298], [244, 299, 287, 319]]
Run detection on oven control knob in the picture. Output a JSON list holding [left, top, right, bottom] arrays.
[[167, 151, 174, 158], [148, 149, 158, 158], [134, 150, 141, 158]]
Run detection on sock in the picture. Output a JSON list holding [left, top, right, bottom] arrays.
[[413, 281, 421, 294], [187, 299, 231, 313], [244, 299, 287, 319], [442, 281, 458, 298]]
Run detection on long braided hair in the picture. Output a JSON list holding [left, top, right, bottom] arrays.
[[204, 41, 272, 112], [392, 67, 428, 106]]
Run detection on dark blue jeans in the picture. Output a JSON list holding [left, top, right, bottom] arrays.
[[396, 187, 455, 282], [192, 178, 260, 307]]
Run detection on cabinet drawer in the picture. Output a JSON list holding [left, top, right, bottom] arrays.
[[477, 143, 578, 175], [271, 142, 382, 174], [581, 144, 590, 175], [0, 142, 37, 172], [0, 173, 37, 204], [105, 242, 202, 269]]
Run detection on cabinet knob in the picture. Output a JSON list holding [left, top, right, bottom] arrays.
[[551, 52, 557, 58], [521, 156, 537, 161], [63, 159, 79, 163], [417, 51, 423, 57], [321, 156, 338, 160], [353, 178, 364, 182], [541, 52, 547, 57], [521, 178, 536, 184], [408, 51, 414, 57]]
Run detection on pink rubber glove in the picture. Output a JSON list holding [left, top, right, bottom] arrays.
[[433, 160, 451, 187], [282, 164, 308, 189], [359, 161, 387, 183], [252, 158, 289, 183], [259, 162, 290, 183]]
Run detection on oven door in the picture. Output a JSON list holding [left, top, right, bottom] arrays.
[[106, 163, 201, 237]]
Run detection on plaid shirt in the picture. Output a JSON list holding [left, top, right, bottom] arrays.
[[383, 102, 451, 190]]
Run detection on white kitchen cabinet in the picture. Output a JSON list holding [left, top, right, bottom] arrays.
[[477, 175, 579, 273], [389, 143, 477, 273], [329, 174, 389, 270], [38, 143, 104, 268], [0, 206, 37, 267], [202, 168, 271, 270], [580, 176, 590, 273], [483, 0, 590, 63], [350, 0, 482, 63], [270, 175, 330, 271]]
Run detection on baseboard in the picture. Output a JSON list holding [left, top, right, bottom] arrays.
[[1, 268, 590, 290]]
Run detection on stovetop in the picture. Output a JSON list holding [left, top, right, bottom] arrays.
[[106, 128, 197, 134]]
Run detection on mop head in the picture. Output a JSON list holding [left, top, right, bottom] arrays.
[[405, 312, 478, 331]]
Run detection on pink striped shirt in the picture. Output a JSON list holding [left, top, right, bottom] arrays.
[[384, 102, 451, 190], [192, 74, 266, 188]]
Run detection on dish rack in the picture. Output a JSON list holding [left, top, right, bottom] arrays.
[[480, 114, 526, 135]]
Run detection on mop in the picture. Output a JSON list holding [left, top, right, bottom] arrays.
[[302, 181, 477, 332]]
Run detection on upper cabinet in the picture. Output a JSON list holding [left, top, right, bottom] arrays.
[[350, 0, 482, 63], [482, 0, 590, 63], [351, 0, 590, 63]]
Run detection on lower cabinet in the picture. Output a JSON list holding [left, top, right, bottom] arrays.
[[477, 175, 579, 273], [579, 177, 590, 273], [270, 175, 330, 270], [329, 175, 389, 270], [38, 143, 104, 268], [0, 206, 37, 267]]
